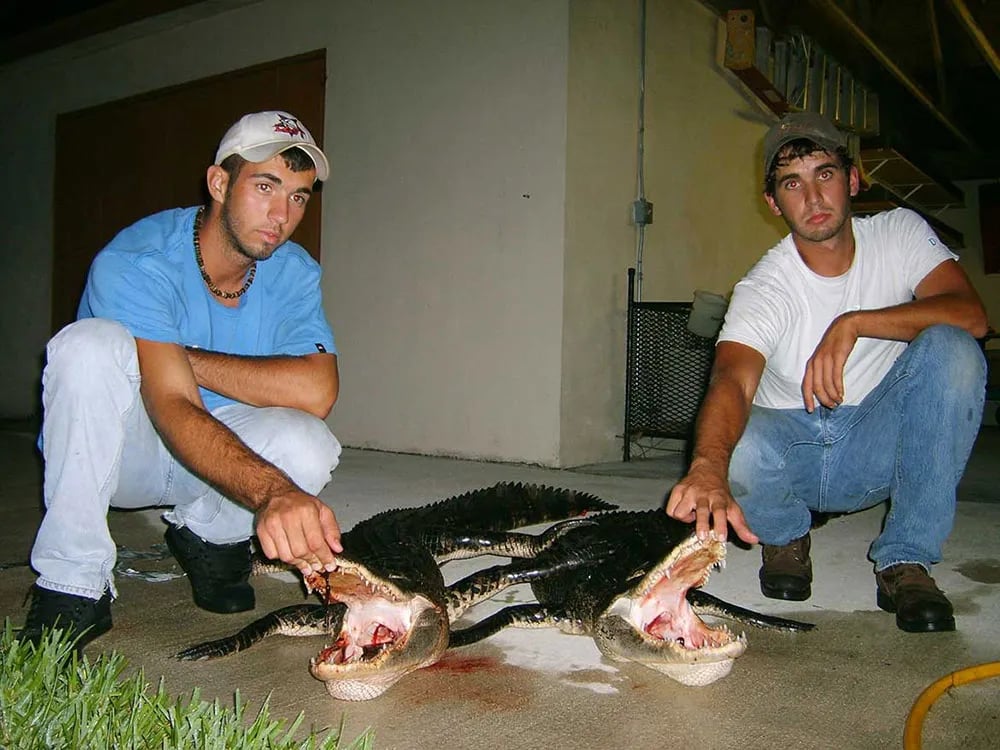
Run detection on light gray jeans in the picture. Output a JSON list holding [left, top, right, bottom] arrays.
[[31, 319, 342, 601]]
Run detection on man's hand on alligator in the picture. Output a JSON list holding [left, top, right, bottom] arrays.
[[255, 490, 342, 576], [666, 466, 758, 545]]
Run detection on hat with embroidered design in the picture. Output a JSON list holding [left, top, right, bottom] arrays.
[[215, 111, 330, 181]]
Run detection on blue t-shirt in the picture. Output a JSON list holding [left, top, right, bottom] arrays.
[[78, 206, 337, 412]]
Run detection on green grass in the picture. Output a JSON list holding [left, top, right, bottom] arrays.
[[0, 620, 374, 750]]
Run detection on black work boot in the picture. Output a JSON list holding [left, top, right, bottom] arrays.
[[164, 524, 254, 614], [759, 533, 812, 601], [19, 584, 112, 653], [876, 564, 955, 633]]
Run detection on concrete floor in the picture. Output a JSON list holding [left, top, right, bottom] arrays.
[[1, 424, 998, 749]]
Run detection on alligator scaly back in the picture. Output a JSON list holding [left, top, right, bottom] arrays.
[[354, 482, 616, 537]]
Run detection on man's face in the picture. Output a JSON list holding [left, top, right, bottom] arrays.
[[218, 154, 317, 261], [764, 150, 859, 244]]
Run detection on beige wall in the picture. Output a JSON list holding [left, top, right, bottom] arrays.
[[560, 0, 641, 467], [324, 1, 570, 464], [558, 0, 789, 466], [640, 6, 789, 302], [1, 0, 994, 467]]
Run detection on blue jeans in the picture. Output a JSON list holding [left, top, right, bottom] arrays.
[[31, 319, 342, 600], [729, 325, 986, 572]]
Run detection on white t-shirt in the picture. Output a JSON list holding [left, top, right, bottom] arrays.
[[719, 208, 957, 408]]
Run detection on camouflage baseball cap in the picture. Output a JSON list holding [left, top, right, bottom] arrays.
[[763, 112, 846, 174]]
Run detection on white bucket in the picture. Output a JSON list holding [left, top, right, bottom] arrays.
[[687, 290, 728, 338]]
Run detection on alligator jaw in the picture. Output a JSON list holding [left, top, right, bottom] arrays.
[[304, 563, 450, 701], [595, 532, 747, 687]]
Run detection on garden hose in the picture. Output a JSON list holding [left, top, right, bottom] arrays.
[[903, 661, 1000, 749]]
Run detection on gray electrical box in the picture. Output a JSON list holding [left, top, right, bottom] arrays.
[[631, 199, 653, 226]]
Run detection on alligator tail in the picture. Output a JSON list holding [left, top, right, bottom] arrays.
[[687, 589, 815, 631], [449, 604, 552, 647], [445, 539, 614, 619], [449, 604, 585, 648]]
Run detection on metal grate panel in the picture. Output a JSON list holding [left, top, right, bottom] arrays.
[[624, 269, 716, 460]]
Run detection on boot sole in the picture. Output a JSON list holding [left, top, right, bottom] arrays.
[[876, 590, 956, 632], [192, 588, 255, 615], [75, 615, 114, 650], [760, 581, 811, 601]]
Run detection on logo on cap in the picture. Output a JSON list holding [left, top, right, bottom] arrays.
[[274, 114, 306, 139]]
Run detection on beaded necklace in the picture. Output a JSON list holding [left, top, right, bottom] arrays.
[[193, 207, 256, 299]]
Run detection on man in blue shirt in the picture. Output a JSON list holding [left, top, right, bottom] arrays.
[[22, 111, 344, 651]]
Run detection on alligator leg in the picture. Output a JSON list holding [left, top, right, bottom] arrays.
[[449, 604, 586, 648], [687, 589, 815, 631], [175, 603, 347, 661]]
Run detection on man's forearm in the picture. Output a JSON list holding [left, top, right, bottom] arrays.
[[848, 293, 988, 343], [145, 391, 299, 511], [186, 349, 338, 417], [688, 377, 753, 478]]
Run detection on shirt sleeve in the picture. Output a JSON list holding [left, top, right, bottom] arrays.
[[81, 249, 183, 344], [889, 209, 959, 293], [272, 257, 338, 356], [717, 274, 789, 361]]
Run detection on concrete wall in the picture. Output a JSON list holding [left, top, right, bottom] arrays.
[[639, 5, 789, 301], [558, 0, 787, 466], [946, 184, 1000, 334], [1, 0, 993, 468], [325, 1, 569, 464], [560, 0, 640, 467]]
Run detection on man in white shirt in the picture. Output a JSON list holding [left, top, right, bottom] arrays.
[[666, 112, 988, 633]]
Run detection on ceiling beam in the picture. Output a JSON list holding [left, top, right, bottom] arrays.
[[944, 0, 1000, 83], [0, 0, 207, 66], [927, 0, 950, 113], [809, 0, 977, 150]]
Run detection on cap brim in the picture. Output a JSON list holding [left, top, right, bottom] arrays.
[[223, 140, 330, 181], [765, 134, 844, 173]]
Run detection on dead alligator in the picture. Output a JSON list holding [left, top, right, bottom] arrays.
[[447, 510, 815, 687], [176, 482, 616, 701]]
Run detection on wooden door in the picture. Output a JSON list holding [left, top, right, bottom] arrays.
[[52, 50, 326, 334]]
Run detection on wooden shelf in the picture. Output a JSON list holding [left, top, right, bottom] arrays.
[[718, 9, 966, 249], [856, 147, 965, 248], [859, 148, 963, 210]]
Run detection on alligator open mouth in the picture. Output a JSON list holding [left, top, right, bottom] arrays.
[[598, 532, 747, 686], [303, 562, 449, 701]]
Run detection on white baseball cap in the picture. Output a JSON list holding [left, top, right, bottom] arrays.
[[214, 111, 330, 181]]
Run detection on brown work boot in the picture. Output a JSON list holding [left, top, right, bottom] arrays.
[[759, 533, 812, 601], [876, 564, 955, 633]]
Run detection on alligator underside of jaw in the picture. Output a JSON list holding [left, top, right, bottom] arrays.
[[449, 510, 814, 687]]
